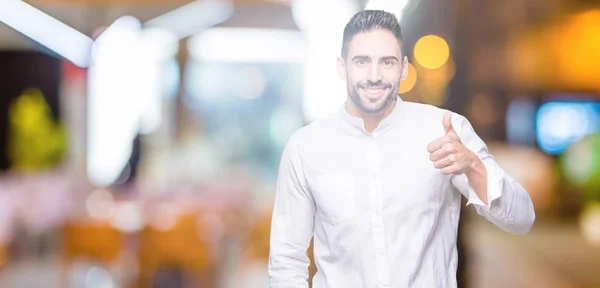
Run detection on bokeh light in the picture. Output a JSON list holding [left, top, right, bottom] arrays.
[[415, 57, 455, 106], [84, 266, 114, 288], [398, 62, 417, 94], [580, 201, 600, 248], [536, 101, 600, 155], [270, 107, 304, 148], [149, 202, 180, 231], [560, 133, 600, 200], [507, 10, 600, 92], [557, 10, 600, 92], [233, 66, 267, 100], [414, 34, 450, 70], [468, 91, 500, 126], [110, 202, 144, 233], [86, 189, 116, 220]]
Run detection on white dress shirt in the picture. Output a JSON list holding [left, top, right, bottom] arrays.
[[268, 97, 535, 288]]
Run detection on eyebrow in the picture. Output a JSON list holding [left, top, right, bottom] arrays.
[[351, 55, 369, 61], [380, 56, 400, 62], [351, 55, 399, 62]]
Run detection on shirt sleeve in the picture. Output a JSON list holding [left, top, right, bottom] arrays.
[[450, 113, 536, 235], [268, 133, 315, 287]]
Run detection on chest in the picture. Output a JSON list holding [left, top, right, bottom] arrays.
[[302, 132, 453, 225]]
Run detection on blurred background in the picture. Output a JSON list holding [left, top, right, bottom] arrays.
[[0, 0, 599, 287]]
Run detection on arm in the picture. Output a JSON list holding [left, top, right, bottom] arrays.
[[451, 113, 536, 235], [268, 134, 315, 287]]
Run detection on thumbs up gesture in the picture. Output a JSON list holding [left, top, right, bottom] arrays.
[[426, 111, 477, 175]]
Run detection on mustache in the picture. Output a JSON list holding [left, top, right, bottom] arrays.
[[358, 81, 391, 89]]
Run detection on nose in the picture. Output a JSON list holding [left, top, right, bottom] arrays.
[[367, 62, 383, 82]]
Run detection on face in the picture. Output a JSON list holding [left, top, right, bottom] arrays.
[[337, 29, 408, 114]]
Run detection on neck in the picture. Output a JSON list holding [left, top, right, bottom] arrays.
[[346, 97, 397, 133]]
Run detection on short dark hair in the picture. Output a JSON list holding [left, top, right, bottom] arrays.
[[341, 10, 403, 60]]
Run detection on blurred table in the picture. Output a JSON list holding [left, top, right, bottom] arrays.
[[464, 213, 600, 288]]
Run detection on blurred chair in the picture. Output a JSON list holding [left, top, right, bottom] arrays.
[[60, 220, 124, 286], [234, 212, 317, 288], [231, 212, 270, 288], [137, 212, 214, 288], [248, 213, 271, 262]]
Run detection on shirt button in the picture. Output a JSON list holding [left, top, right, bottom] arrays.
[[377, 249, 385, 256]]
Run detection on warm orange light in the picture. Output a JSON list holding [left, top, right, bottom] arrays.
[[414, 35, 450, 70], [398, 62, 417, 94], [468, 92, 500, 126], [415, 57, 455, 106], [507, 9, 600, 92], [557, 10, 600, 91]]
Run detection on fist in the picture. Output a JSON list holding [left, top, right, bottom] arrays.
[[426, 111, 476, 175]]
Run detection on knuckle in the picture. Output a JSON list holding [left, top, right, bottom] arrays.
[[443, 143, 454, 152], [449, 154, 457, 162]]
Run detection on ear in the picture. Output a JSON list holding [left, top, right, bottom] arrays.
[[400, 56, 408, 81], [336, 56, 347, 81]]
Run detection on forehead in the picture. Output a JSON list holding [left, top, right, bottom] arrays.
[[347, 29, 402, 59]]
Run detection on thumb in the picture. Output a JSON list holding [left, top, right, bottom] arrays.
[[442, 111, 454, 133]]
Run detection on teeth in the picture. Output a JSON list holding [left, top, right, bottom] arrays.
[[366, 88, 384, 93]]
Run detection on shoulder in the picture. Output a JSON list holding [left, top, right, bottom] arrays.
[[402, 101, 446, 118], [284, 112, 339, 153], [402, 100, 472, 128]]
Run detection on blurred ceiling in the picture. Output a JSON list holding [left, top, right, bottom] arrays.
[[0, 0, 300, 49]]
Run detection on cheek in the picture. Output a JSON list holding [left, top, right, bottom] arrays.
[[348, 76, 363, 87], [384, 69, 403, 83], [346, 68, 367, 83]]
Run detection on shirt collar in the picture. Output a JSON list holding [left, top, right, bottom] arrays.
[[339, 96, 405, 136]]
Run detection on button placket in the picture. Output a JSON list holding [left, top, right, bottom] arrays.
[[367, 139, 389, 286]]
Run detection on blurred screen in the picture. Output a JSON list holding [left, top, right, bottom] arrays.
[[536, 96, 600, 155]]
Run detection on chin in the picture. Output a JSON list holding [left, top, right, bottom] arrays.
[[359, 97, 388, 114]]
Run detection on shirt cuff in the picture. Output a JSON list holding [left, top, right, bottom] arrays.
[[466, 159, 504, 209]]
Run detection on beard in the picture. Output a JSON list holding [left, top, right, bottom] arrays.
[[347, 79, 399, 114]]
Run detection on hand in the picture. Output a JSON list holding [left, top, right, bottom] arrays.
[[426, 111, 477, 175]]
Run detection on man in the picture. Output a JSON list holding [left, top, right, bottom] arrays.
[[268, 10, 535, 288]]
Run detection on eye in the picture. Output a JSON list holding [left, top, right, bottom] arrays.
[[355, 59, 367, 67], [382, 60, 394, 67]]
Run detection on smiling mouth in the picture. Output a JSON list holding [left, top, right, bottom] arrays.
[[361, 86, 389, 99], [365, 87, 386, 93]]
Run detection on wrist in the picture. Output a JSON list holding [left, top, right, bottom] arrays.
[[466, 152, 484, 176]]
